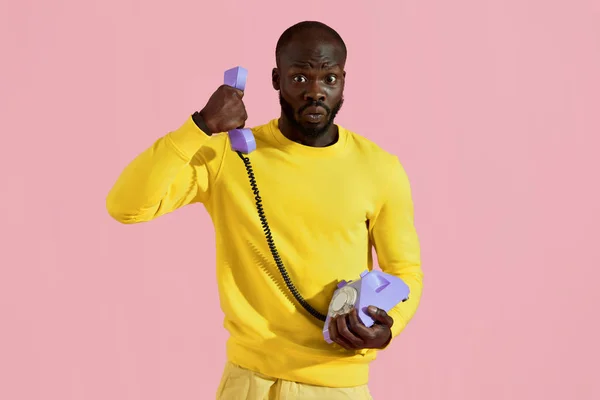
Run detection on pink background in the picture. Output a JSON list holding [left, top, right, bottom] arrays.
[[1, 0, 599, 399]]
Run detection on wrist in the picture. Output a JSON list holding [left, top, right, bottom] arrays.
[[192, 111, 213, 136], [377, 329, 393, 349]]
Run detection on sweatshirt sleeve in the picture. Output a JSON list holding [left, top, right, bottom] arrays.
[[368, 156, 423, 341], [106, 116, 227, 224]]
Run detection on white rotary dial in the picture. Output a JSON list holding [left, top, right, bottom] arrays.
[[329, 286, 358, 317]]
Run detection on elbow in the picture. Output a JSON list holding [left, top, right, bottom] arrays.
[[106, 199, 130, 224], [106, 191, 140, 225]]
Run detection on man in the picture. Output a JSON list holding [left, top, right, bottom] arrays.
[[107, 21, 423, 399]]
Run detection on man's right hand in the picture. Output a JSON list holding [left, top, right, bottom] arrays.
[[198, 85, 248, 134]]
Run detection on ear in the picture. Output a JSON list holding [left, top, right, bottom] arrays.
[[272, 68, 280, 91]]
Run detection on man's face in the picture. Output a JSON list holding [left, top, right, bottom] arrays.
[[273, 36, 346, 138]]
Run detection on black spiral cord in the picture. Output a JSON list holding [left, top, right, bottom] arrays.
[[236, 151, 327, 322]]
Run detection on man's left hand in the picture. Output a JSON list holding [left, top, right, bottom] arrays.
[[328, 306, 394, 350]]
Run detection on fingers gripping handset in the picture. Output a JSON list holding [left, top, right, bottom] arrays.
[[224, 67, 256, 154]]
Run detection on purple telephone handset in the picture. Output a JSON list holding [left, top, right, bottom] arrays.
[[224, 66, 256, 154], [323, 270, 410, 343]]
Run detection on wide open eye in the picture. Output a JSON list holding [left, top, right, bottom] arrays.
[[293, 75, 308, 83], [325, 75, 338, 84]]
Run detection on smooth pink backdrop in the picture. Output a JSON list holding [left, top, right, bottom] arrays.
[[1, 0, 599, 399]]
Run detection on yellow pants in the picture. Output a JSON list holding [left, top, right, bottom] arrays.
[[216, 362, 374, 400]]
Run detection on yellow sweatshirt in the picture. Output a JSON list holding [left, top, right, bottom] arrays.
[[106, 116, 423, 387]]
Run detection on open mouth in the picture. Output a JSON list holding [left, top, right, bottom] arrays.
[[304, 106, 327, 115], [303, 106, 327, 123], [305, 113, 325, 123]]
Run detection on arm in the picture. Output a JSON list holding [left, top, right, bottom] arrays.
[[369, 157, 423, 340], [106, 115, 226, 224]]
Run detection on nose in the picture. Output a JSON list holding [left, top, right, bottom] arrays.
[[304, 81, 326, 103]]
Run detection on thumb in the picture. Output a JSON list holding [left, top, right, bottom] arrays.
[[367, 306, 394, 328]]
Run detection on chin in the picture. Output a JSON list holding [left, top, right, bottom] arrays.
[[297, 121, 331, 138]]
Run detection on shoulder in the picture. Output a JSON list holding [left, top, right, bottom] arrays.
[[342, 125, 405, 174], [341, 126, 415, 208], [342, 125, 414, 200], [249, 120, 275, 140]]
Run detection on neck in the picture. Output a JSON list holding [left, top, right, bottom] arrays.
[[278, 114, 339, 148]]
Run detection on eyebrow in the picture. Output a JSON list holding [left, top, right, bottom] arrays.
[[289, 61, 340, 70]]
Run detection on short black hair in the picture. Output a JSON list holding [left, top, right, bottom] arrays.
[[275, 21, 347, 66]]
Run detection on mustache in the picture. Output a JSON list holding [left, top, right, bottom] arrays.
[[298, 101, 331, 114]]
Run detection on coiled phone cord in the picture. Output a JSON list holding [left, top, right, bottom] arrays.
[[236, 151, 328, 322]]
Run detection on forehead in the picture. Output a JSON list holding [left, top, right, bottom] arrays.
[[279, 35, 345, 69]]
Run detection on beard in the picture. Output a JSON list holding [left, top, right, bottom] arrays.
[[279, 92, 344, 138]]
